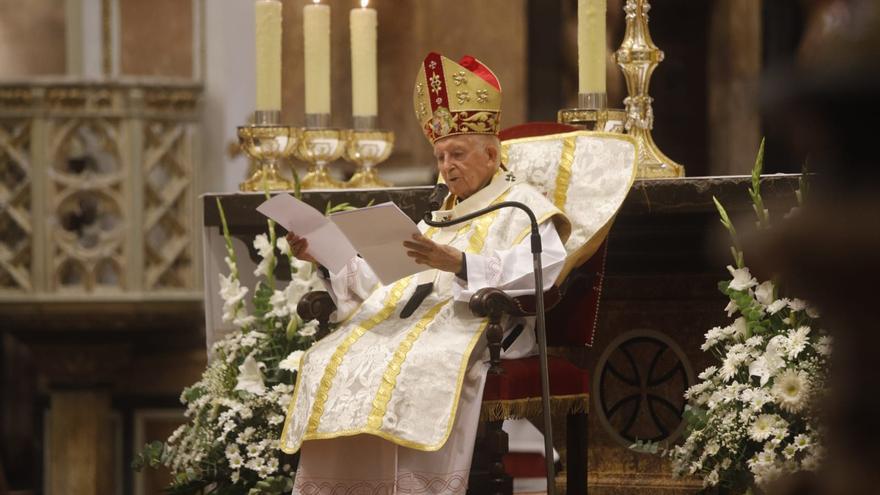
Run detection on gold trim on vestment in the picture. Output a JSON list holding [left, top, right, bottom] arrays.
[[553, 136, 577, 209], [305, 277, 412, 435], [367, 298, 451, 430], [365, 194, 508, 436]]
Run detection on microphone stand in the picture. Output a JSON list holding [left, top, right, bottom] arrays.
[[424, 201, 557, 495]]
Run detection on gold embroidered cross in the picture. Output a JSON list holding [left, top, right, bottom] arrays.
[[476, 89, 489, 103], [456, 91, 470, 105], [452, 71, 467, 86], [429, 74, 442, 95]]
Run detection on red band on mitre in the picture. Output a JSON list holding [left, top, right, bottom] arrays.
[[458, 55, 501, 91], [423, 52, 449, 113]]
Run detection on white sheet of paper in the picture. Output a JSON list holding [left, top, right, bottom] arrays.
[[330, 202, 426, 285], [256, 193, 356, 273]]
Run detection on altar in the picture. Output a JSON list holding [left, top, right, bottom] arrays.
[[201, 174, 800, 493]]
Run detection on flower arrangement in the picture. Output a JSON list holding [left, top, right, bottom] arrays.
[[636, 142, 831, 493], [133, 198, 328, 495]]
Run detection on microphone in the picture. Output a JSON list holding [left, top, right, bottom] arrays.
[[425, 182, 450, 220]]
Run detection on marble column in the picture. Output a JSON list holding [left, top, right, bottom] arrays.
[[48, 390, 114, 495], [708, 0, 763, 176]]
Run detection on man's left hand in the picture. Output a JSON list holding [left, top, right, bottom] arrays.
[[403, 234, 463, 274]]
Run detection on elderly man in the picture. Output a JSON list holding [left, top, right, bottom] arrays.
[[280, 52, 571, 493]]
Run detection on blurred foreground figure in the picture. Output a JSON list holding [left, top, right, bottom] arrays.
[[756, 1, 880, 494]]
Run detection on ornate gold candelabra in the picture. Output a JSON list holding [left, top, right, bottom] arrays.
[[297, 114, 345, 189], [615, 0, 684, 178], [237, 111, 300, 192], [344, 127, 394, 188]]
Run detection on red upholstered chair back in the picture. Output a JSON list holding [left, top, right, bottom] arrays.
[[499, 122, 577, 141]]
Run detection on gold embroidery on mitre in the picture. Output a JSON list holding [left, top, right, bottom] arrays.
[[413, 53, 502, 143], [429, 73, 442, 95]]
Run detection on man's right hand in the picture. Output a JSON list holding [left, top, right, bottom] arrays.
[[286, 232, 317, 264]]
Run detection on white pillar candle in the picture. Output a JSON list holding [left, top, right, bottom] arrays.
[[578, 0, 606, 95], [350, 1, 378, 117], [255, 0, 282, 111], [304, 0, 331, 115]]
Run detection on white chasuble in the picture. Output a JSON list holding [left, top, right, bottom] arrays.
[[280, 173, 570, 492]]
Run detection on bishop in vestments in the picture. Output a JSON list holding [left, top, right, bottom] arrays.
[[280, 52, 570, 493]]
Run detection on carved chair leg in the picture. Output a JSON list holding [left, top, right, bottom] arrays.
[[486, 311, 504, 374], [566, 412, 588, 495], [486, 419, 512, 495]]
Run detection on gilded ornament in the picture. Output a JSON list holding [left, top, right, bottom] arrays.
[[456, 91, 471, 105], [452, 71, 468, 86], [429, 74, 442, 95], [476, 89, 489, 103], [416, 82, 424, 96]]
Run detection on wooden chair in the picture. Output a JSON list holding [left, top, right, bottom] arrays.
[[296, 124, 637, 495]]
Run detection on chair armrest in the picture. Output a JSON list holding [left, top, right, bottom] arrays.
[[296, 291, 336, 340], [468, 286, 561, 374]]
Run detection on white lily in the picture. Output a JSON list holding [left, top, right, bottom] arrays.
[[234, 354, 266, 396]]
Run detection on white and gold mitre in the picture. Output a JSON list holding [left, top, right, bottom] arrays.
[[413, 52, 502, 144]]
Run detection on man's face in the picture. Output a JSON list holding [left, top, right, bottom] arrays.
[[432, 135, 497, 199]]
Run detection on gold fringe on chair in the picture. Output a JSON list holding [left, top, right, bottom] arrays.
[[479, 393, 590, 422]]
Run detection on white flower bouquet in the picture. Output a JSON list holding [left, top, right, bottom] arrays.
[[132, 198, 329, 495], [637, 142, 831, 493]]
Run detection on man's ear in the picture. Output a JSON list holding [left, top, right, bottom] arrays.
[[485, 142, 499, 166]]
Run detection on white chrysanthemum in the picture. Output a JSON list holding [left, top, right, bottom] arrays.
[[728, 265, 758, 291], [786, 326, 810, 359], [745, 335, 764, 348], [299, 319, 318, 337], [754, 280, 775, 306], [698, 366, 718, 380], [749, 414, 781, 441], [246, 443, 262, 457], [701, 326, 724, 350], [225, 443, 239, 458], [268, 413, 285, 425], [228, 453, 243, 469], [793, 433, 812, 450], [772, 368, 809, 413], [767, 298, 789, 314], [230, 470, 240, 483], [234, 355, 266, 396], [279, 350, 304, 372], [740, 387, 773, 411]]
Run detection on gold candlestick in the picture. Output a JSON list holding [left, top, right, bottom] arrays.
[[344, 129, 394, 188], [297, 125, 345, 189], [615, 0, 684, 178], [237, 112, 299, 192]]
